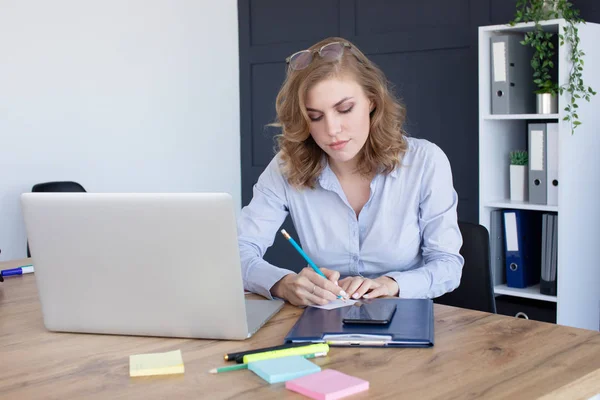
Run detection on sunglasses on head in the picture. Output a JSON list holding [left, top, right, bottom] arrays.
[[285, 41, 357, 71]]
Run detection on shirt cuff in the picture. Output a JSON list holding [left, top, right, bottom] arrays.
[[245, 260, 295, 300], [386, 270, 429, 299]]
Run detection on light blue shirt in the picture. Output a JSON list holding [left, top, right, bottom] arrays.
[[237, 137, 464, 300]]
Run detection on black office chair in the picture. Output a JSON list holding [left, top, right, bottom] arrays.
[[31, 181, 86, 193], [27, 181, 87, 257], [434, 221, 497, 313]]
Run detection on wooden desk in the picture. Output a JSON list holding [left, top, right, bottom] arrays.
[[2, 258, 600, 399]]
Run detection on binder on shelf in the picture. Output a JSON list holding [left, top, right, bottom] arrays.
[[528, 123, 548, 205], [490, 210, 506, 283], [551, 214, 557, 289], [546, 123, 559, 206], [541, 214, 549, 287], [541, 213, 558, 296], [503, 209, 542, 288], [490, 34, 536, 114]]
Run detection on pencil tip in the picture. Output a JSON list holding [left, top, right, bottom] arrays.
[[208, 369, 217, 374]]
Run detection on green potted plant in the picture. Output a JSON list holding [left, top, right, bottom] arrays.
[[510, 0, 597, 133], [510, 150, 528, 202]]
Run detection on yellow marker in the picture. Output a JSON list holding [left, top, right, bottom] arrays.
[[242, 343, 329, 364]]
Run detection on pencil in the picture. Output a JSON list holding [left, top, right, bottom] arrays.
[[208, 363, 247, 374], [281, 229, 327, 278], [209, 352, 327, 374], [280, 229, 344, 300]]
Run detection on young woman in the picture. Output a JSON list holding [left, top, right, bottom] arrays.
[[237, 37, 464, 307]]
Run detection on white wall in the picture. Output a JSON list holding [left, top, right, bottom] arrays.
[[0, 1, 240, 261]]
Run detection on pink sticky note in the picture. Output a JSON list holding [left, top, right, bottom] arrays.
[[285, 369, 369, 400]]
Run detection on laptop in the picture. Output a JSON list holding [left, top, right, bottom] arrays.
[[20, 192, 283, 340]]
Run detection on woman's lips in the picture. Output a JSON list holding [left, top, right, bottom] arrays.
[[329, 140, 349, 150]]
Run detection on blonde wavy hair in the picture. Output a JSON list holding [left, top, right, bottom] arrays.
[[272, 37, 408, 189]]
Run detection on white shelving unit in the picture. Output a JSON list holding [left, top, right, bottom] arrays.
[[478, 19, 600, 331], [494, 284, 557, 303], [483, 113, 560, 120]]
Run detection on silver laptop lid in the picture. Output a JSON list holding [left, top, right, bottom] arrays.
[[21, 192, 251, 340]]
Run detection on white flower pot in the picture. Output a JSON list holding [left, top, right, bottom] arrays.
[[542, 0, 562, 16], [510, 165, 528, 202]]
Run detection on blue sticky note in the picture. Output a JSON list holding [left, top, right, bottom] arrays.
[[248, 356, 321, 384]]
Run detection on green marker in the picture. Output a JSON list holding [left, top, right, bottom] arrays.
[[208, 352, 327, 374]]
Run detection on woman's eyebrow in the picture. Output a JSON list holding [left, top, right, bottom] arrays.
[[306, 97, 354, 112]]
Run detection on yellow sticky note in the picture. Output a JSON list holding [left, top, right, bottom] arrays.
[[129, 349, 185, 377]]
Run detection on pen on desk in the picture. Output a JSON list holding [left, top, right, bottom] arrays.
[[209, 352, 327, 374], [224, 342, 312, 363], [1, 265, 34, 278], [280, 229, 345, 300]]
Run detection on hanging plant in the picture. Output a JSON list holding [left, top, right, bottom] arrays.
[[510, 0, 597, 134]]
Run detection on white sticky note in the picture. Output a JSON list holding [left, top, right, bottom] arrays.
[[310, 299, 357, 310]]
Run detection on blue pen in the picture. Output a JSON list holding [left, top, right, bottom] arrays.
[[280, 229, 345, 300], [1, 265, 35, 277]]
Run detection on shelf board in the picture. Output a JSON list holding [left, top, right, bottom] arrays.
[[484, 200, 558, 212], [479, 19, 563, 34], [495, 284, 557, 303], [482, 114, 560, 120]]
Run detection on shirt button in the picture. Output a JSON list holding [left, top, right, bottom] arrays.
[[352, 255, 359, 262]]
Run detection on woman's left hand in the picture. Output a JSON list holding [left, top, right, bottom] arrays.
[[339, 276, 399, 300]]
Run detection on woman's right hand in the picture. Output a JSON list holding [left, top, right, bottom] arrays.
[[271, 267, 347, 307]]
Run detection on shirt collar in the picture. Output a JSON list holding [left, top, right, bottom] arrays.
[[317, 157, 400, 189], [317, 157, 338, 191]]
